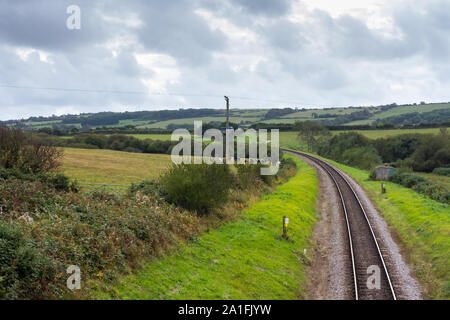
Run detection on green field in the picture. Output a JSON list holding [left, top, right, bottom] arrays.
[[95, 156, 318, 299], [345, 103, 450, 125], [15, 102, 450, 130], [279, 128, 443, 150], [137, 116, 262, 129], [332, 128, 441, 139], [61, 148, 172, 185], [280, 107, 362, 119], [70, 128, 442, 151]]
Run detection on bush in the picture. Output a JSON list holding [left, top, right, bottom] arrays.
[[391, 173, 427, 188], [235, 163, 265, 189], [42, 173, 79, 192], [0, 127, 62, 174], [0, 221, 56, 299], [433, 167, 450, 177], [0, 167, 78, 193], [390, 172, 449, 204], [341, 146, 382, 170], [409, 135, 450, 172], [160, 163, 233, 215], [0, 185, 199, 299], [129, 180, 165, 198], [318, 132, 382, 170]]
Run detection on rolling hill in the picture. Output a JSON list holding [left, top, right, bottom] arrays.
[[2, 102, 449, 130]]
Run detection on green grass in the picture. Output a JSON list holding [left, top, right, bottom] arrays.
[[61, 147, 172, 185], [112, 133, 174, 141], [279, 131, 306, 150], [373, 103, 450, 119], [281, 107, 361, 119], [94, 156, 318, 300], [333, 128, 442, 139], [138, 116, 262, 129], [324, 159, 449, 299], [416, 172, 450, 192], [279, 129, 443, 150]]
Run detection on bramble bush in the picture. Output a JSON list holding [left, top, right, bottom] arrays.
[[161, 157, 297, 215], [433, 167, 450, 177], [0, 181, 199, 299], [391, 172, 450, 204], [0, 127, 62, 174], [160, 163, 233, 216]]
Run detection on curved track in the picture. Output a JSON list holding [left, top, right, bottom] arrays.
[[285, 150, 396, 300]]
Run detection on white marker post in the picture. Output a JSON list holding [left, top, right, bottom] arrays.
[[282, 216, 289, 239]]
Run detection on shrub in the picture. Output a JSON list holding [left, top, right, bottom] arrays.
[[0, 221, 56, 299], [390, 172, 449, 204], [433, 167, 450, 177], [129, 180, 165, 198], [235, 163, 265, 189], [160, 163, 233, 215], [276, 157, 297, 181], [318, 132, 382, 170], [0, 167, 78, 193], [0, 127, 62, 174], [341, 146, 382, 170], [391, 173, 427, 188], [42, 173, 79, 192], [0, 186, 199, 299]]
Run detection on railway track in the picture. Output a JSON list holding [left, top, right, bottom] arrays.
[[284, 150, 396, 300]]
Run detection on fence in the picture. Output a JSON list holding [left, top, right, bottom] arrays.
[[78, 183, 130, 195]]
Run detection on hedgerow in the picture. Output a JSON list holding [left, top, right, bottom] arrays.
[[391, 172, 450, 204], [0, 179, 199, 299]]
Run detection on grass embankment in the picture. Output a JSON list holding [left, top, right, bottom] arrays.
[[95, 156, 318, 300], [61, 148, 172, 185], [324, 159, 449, 299]]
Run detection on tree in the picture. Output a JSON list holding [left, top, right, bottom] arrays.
[[295, 121, 330, 152]]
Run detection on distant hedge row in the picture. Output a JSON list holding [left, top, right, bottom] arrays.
[[391, 172, 450, 204]]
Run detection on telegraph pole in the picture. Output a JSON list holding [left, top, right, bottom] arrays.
[[224, 96, 230, 130]]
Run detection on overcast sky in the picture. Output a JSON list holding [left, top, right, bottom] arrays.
[[0, 0, 449, 120]]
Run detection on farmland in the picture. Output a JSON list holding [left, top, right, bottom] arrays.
[[61, 148, 171, 185], [95, 156, 318, 299], [332, 128, 441, 139], [4, 102, 449, 130], [62, 128, 442, 152]]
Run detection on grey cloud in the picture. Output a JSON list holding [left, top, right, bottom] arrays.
[[230, 0, 291, 16], [0, 0, 450, 120], [0, 0, 115, 52], [135, 0, 226, 66]]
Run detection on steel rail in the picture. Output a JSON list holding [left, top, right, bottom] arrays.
[[284, 149, 396, 300]]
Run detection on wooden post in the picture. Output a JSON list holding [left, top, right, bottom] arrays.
[[224, 96, 230, 130], [381, 183, 386, 194]]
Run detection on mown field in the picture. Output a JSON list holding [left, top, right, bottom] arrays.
[[95, 156, 318, 299], [61, 148, 171, 185]]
